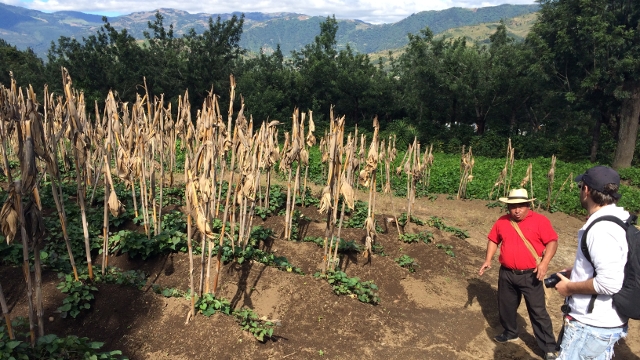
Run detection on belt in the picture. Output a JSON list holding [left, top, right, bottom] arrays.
[[500, 266, 535, 275]]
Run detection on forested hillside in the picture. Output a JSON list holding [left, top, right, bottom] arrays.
[[0, 2, 538, 57], [0, 1, 639, 169]]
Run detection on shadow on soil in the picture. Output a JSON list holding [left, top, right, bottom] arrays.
[[466, 278, 547, 359]]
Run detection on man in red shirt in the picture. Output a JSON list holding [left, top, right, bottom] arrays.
[[478, 188, 559, 360]]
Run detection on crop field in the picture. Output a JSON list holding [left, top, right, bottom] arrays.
[[0, 74, 638, 359]]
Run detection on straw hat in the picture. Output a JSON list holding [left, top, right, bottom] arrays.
[[499, 188, 535, 204]]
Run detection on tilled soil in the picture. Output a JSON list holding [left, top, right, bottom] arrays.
[[2, 192, 639, 360]]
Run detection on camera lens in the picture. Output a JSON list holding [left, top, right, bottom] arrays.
[[544, 274, 560, 288]]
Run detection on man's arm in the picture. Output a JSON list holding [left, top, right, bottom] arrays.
[[478, 240, 498, 276], [555, 274, 596, 297], [556, 223, 626, 297], [534, 240, 558, 280]]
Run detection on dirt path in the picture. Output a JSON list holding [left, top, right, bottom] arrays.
[[1, 187, 638, 359]]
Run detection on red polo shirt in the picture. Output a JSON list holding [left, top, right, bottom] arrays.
[[488, 210, 558, 270]]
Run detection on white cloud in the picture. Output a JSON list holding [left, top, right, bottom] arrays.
[[11, 0, 537, 24]]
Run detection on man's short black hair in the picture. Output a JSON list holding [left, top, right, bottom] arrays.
[[588, 183, 620, 206]]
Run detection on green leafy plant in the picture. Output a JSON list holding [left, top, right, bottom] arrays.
[[56, 266, 147, 319], [343, 200, 369, 228], [289, 210, 304, 241], [194, 294, 274, 341], [397, 213, 425, 226], [372, 244, 387, 256], [0, 239, 22, 265], [152, 285, 188, 298], [485, 201, 503, 209], [296, 187, 320, 207], [399, 231, 433, 244], [234, 307, 274, 342], [427, 216, 470, 239], [303, 236, 363, 253], [196, 293, 232, 317], [94, 267, 147, 289], [0, 320, 125, 359], [212, 227, 303, 274], [162, 186, 185, 206], [395, 254, 417, 272], [256, 185, 288, 219], [315, 270, 380, 305], [56, 274, 98, 319], [436, 243, 455, 257]]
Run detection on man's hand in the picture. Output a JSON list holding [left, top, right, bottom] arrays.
[[559, 267, 573, 278], [478, 261, 491, 276], [554, 272, 572, 297], [534, 262, 549, 281]]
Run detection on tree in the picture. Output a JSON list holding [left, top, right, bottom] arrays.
[[183, 14, 245, 111], [46, 17, 146, 106], [0, 39, 45, 90], [236, 45, 296, 123], [291, 16, 340, 122], [529, 0, 640, 168], [142, 12, 188, 105]]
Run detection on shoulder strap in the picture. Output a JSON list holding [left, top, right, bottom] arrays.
[[510, 219, 540, 263], [580, 215, 629, 313]]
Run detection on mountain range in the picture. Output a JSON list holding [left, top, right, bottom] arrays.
[[0, 2, 539, 59]]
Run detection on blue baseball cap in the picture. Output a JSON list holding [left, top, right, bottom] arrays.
[[575, 165, 621, 199]]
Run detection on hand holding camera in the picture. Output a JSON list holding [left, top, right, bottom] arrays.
[[544, 271, 570, 288]]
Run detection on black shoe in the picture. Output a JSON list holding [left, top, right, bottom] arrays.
[[493, 333, 519, 343], [544, 352, 558, 360]]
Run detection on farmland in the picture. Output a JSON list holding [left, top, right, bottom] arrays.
[[0, 72, 639, 359]]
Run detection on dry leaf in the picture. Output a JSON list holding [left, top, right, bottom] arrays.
[[340, 179, 355, 210], [108, 190, 125, 217], [318, 186, 332, 214], [0, 201, 18, 245]]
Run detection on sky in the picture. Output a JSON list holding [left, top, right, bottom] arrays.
[[2, 0, 537, 24]]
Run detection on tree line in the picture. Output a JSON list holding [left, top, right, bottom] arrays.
[[0, 0, 638, 168]]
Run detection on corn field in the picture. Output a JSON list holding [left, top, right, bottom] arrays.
[[0, 69, 611, 348]]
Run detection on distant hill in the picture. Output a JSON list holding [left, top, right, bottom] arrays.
[[368, 12, 539, 66], [0, 2, 539, 59]]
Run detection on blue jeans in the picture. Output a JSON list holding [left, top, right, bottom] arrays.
[[558, 317, 628, 360]]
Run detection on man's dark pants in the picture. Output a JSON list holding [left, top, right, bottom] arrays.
[[498, 266, 557, 353]]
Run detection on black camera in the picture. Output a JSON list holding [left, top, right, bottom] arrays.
[[544, 271, 569, 288]]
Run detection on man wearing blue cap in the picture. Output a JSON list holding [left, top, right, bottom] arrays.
[[554, 166, 630, 360]]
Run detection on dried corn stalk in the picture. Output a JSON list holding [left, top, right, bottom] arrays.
[[546, 155, 556, 211], [361, 117, 380, 260], [457, 146, 474, 200], [520, 162, 533, 204]]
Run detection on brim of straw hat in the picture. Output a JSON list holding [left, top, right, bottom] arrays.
[[498, 197, 535, 204]]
